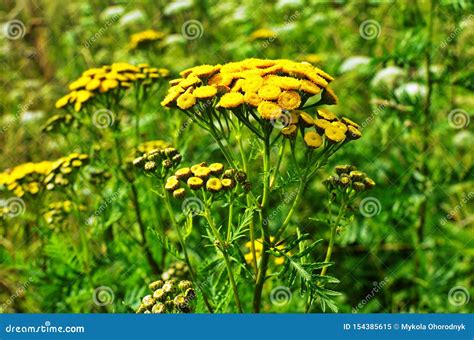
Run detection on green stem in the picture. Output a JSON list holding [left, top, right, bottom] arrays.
[[253, 128, 272, 313], [320, 200, 345, 277], [275, 176, 306, 240], [204, 208, 243, 313], [236, 125, 258, 274], [270, 140, 286, 188], [162, 189, 214, 313], [226, 196, 234, 242]]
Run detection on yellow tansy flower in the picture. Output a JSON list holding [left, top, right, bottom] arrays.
[[193, 86, 217, 99], [258, 84, 281, 101], [218, 93, 244, 108], [177, 93, 197, 110], [304, 130, 323, 149], [325, 126, 346, 143], [257, 101, 282, 120], [277, 91, 301, 110]]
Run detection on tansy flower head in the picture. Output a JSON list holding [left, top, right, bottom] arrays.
[[187, 177, 203, 190], [257, 101, 282, 120], [129, 29, 165, 50], [206, 178, 223, 193], [175, 167, 192, 180], [177, 93, 196, 110], [299, 112, 315, 127], [325, 126, 346, 143], [317, 108, 338, 121], [281, 124, 297, 138], [304, 130, 323, 149], [278, 91, 301, 110], [258, 84, 281, 101], [209, 163, 224, 175], [218, 92, 244, 108], [173, 188, 186, 199], [193, 86, 218, 99], [165, 176, 180, 192], [221, 178, 236, 189], [250, 28, 277, 41], [314, 119, 332, 133]]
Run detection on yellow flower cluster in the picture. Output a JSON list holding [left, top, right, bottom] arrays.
[[129, 29, 166, 50], [0, 161, 53, 197], [250, 28, 277, 41], [323, 165, 375, 193], [133, 146, 182, 174], [161, 58, 337, 120], [56, 63, 169, 112], [136, 140, 172, 155], [43, 153, 89, 191], [41, 113, 75, 133], [43, 200, 84, 227], [0, 153, 89, 198], [281, 108, 362, 148], [244, 238, 285, 265], [166, 163, 247, 199]]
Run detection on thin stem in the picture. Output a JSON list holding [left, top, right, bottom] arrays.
[[274, 176, 306, 240], [253, 127, 272, 313], [320, 199, 345, 277], [236, 124, 258, 274], [270, 139, 286, 188], [204, 208, 243, 313], [162, 189, 214, 313], [226, 194, 234, 242]]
